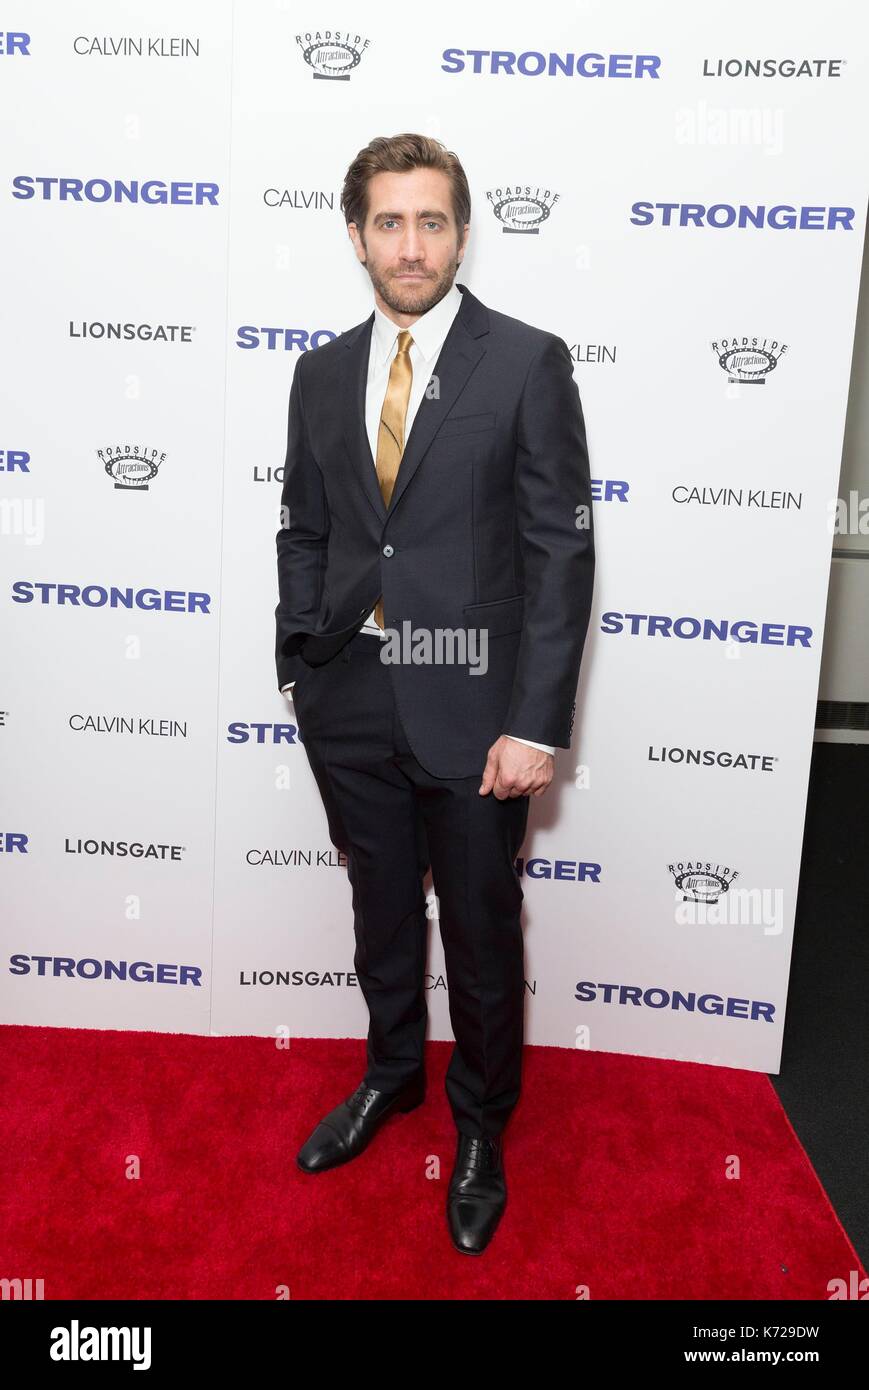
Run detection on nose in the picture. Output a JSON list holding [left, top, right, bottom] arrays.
[[398, 224, 424, 264]]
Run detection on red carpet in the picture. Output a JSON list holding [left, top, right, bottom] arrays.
[[0, 1024, 863, 1300]]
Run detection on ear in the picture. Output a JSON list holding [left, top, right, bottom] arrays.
[[347, 222, 366, 263]]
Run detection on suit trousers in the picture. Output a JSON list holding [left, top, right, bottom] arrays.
[[293, 627, 531, 1138]]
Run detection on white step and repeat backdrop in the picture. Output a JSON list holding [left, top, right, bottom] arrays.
[[3, 1, 867, 1073]]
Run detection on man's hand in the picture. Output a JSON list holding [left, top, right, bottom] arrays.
[[479, 735, 554, 800]]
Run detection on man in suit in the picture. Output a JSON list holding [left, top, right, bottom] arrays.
[[274, 133, 594, 1254]]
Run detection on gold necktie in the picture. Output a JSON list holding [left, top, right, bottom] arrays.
[[374, 329, 413, 628]]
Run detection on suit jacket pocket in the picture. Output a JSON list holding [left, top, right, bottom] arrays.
[[435, 410, 497, 439], [462, 593, 525, 637]]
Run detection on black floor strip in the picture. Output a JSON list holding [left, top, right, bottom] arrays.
[[770, 742, 869, 1267]]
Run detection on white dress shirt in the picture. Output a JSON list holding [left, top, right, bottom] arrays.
[[282, 282, 554, 757]]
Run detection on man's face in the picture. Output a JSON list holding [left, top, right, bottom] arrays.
[[348, 167, 469, 324]]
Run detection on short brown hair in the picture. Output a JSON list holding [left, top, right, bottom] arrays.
[[341, 133, 471, 235]]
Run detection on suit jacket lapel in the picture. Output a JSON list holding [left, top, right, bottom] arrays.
[[340, 284, 489, 523]]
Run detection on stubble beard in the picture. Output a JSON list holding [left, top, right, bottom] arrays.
[[363, 244, 461, 318]]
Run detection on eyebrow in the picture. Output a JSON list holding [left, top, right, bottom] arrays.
[[372, 209, 450, 223]]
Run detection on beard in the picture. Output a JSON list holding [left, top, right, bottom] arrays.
[[363, 245, 461, 317]]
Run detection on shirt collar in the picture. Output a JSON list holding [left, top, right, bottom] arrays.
[[372, 280, 463, 369]]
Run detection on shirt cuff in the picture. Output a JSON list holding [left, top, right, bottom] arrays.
[[506, 734, 555, 755]]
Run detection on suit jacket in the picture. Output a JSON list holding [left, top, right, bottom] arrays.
[[274, 282, 595, 779]]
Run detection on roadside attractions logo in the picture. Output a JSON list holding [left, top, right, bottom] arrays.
[[669, 859, 738, 904], [486, 185, 559, 234], [711, 336, 788, 384], [97, 443, 166, 491], [295, 29, 370, 79]]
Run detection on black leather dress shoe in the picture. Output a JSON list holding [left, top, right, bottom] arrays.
[[296, 1074, 425, 1174], [447, 1133, 506, 1254]]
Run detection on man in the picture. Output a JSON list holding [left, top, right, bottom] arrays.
[[274, 133, 594, 1254]]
